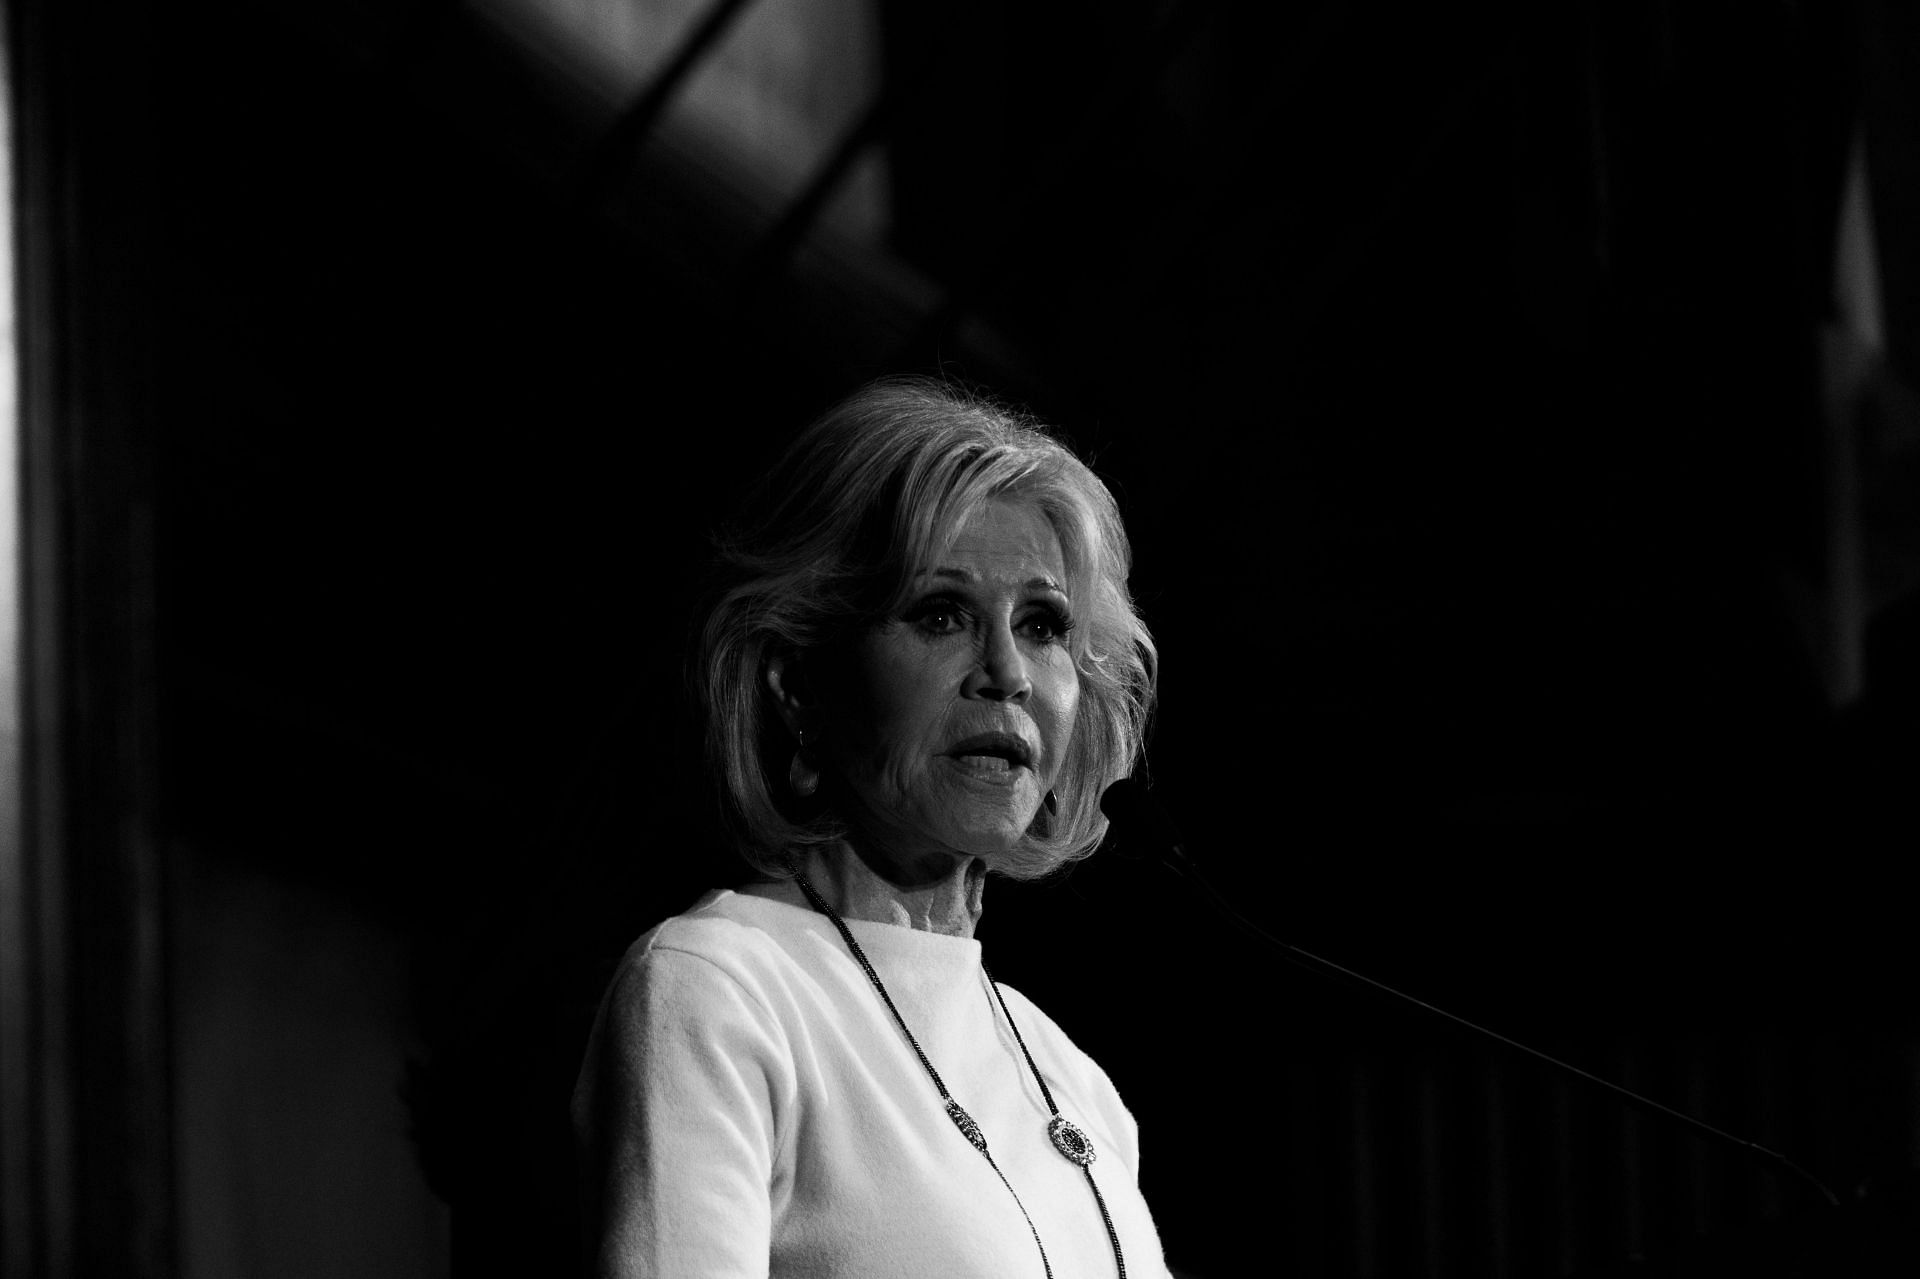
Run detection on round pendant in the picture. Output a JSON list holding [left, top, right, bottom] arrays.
[[1047, 1115, 1096, 1166]]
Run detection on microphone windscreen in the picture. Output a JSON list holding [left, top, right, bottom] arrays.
[[1099, 778, 1186, 854]]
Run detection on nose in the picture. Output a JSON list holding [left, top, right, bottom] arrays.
[[965, 618, 1032, 702]]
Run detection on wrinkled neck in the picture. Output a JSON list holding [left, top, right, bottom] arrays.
[[760, 841, 986, 938]]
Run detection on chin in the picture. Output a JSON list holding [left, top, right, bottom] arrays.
[[902, 809, 1060, 882], [941, 802, 1040, 857], [916, 778, 1037, 850]]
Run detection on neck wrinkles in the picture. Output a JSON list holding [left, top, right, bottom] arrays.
[[788, 840, 986, 938]]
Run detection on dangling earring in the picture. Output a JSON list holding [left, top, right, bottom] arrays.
[[1043, 789, 1059, 817], [788, 729, 820, 799]]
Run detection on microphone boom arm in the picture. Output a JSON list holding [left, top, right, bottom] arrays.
[[1101, 780, 1840, 1210]]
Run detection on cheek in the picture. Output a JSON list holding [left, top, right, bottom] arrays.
[[1040, 661, 1081, 769], [836, 645, 950, 771]]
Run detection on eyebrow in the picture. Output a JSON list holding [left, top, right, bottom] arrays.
[[924, 566, 1068, 595]]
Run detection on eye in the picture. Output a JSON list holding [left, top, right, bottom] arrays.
[[1017, 604, 1076, 644], [903, 596, 969, 636]]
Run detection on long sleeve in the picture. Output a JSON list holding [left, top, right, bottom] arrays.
[[573, 941, 795, 1278]]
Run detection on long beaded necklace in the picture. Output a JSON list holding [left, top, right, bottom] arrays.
[[789, 864, 1127, 1279]]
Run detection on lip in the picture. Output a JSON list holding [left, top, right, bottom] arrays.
[[944, 731, 1037, 770]]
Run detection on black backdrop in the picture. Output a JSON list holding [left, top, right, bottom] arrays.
[[94, 0, 1920, 1274]]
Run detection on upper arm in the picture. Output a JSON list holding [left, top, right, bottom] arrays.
[[573, 945, 792, 1278]]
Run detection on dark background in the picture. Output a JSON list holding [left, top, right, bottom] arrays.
[[11, 0, 1920, 1276]]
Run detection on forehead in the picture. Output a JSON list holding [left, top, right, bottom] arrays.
[[926, 499, 1067, 585]]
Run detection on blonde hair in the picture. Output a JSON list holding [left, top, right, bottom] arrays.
[[693, 377, 1156, 879]]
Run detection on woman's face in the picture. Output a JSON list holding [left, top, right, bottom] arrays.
[[823, 498, 1080, 874]]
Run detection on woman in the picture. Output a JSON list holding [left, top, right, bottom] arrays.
[[572, 377, 1167, 1277]]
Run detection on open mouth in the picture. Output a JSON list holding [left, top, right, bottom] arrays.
[[945, 732, 1035, 772]]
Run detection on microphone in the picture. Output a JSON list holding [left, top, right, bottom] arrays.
[[1098, 777, 1840, 1210]]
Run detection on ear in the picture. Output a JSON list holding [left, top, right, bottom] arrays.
[[764, 647, 813, 737]]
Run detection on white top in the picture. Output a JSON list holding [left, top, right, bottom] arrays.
[[573, 888, 1172, 1278]]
